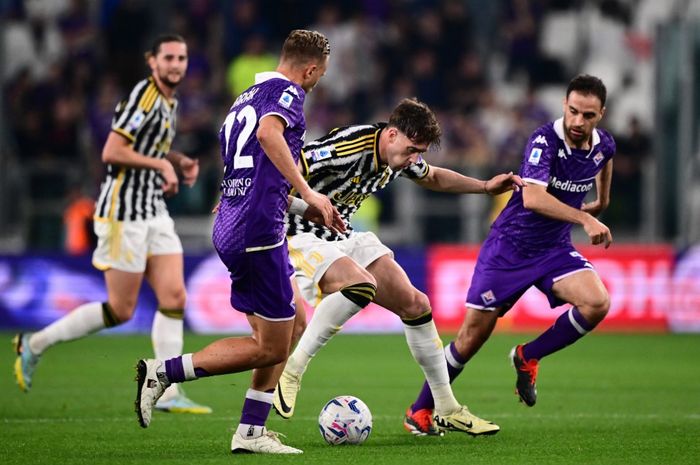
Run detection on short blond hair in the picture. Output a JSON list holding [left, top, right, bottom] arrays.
[[280, 29, 330, 65]]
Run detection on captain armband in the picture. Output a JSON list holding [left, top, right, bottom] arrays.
[[288, 197, 310, 216]]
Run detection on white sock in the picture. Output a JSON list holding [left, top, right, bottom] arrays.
[[286, 292, 361, 376], [29, 301, 107, 355], [151, 310, 184, 360], [403, 319, 460, 415], [152, 309, 185, 400]]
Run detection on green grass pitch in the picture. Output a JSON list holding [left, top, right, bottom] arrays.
[[2, 332, 699, 465]]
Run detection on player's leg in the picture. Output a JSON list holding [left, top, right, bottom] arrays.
[[14, 268, 142, 392], [275, 256, 376, 418], [286, 256, 376, 375], [136, 314, 302, 452], [136, 314, 295, 428], [510, 268, 609, 406], [266, 278, 305, 406], [136, 243, 300, 436], [289, 278, 308, 347], [369, 254, 457, 417], [231, 315, 301, 454], [407, 233, 530, 425], [368, 255, 498, 436], [410, 307, 500, 415], [145, 252, 211, 414], [14, 220, 149, 392]]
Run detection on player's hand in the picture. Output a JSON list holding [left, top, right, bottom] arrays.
[[160, 159, 179, 197], [303, 204, 346, 234], [583, 216, 612, 249], [581, 199, 604, 217], [179, 156, 199, 187], [301, 190, 336, 229], [212, 200, 220, 213], [484, 172, 526, 195]]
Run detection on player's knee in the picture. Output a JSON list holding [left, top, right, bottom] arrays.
[[161, 286, 187, 309], [340, 280, 377, 308], [580, 291, 610, 323], [397, 290, 431, 320], [103, 301, 134, 326]]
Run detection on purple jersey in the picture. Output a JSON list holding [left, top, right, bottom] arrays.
[[491, 118, 616, 254], [213, 72, 306, 256]]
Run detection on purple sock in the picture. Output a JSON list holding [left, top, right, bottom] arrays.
[[239, 389, 273, 426], [164, 356, 186, 383], [412, 342, 467, 411], [164, 356, 211, 383], [523, 307, 595, 361]]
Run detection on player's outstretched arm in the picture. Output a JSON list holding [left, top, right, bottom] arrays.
[[582, 159, 612, 217], [483, 172, 526, 195], [414, 166, 524, 195]]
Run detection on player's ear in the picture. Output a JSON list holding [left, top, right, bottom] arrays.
[[146, 53, 157, 71], [304, 63, 318, 80]]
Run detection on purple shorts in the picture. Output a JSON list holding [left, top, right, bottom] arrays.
[[466, 233, 596, 314], [219, 242, 295, 321]]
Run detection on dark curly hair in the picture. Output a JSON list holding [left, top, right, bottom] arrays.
[[388, 98, 441, 148]]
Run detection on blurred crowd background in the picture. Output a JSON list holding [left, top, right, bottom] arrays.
[[1, 0, 698, 254]]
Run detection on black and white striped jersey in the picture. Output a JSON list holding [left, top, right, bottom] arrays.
[[95, 77, 178, 221], [286, 123, 429, 241]]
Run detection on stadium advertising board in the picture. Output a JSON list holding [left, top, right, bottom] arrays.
[[0, 245, 697, 333], [427, 244, 696, 332]]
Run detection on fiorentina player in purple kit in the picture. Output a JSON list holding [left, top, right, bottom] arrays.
[[134, 30, 337, 455], [406, 74, 615, 431]]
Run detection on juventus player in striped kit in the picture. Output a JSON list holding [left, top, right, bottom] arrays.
[[13, 34, 210, 414], [273, 98, 523, 436]]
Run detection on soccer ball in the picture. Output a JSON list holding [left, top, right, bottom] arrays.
[[318, 395, 372, 445]]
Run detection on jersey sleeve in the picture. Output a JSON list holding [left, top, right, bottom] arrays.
[[520, 128, 556, 186], [111, 81, 156, 143], [300, 143, 336, 178], [399, 156, 430, 179], [600, 129, 617, 160], [258, 80, 305, 130]]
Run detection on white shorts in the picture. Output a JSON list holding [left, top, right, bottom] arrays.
[[288, 231, 392, 305], [92, 214, 183, 273]]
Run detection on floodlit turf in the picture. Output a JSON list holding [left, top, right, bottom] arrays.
[[2, 332, 699, 465]]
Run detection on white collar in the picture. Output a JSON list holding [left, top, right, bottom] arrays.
[[553, 117, 601, 156], [255, 71, 290, 84]]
